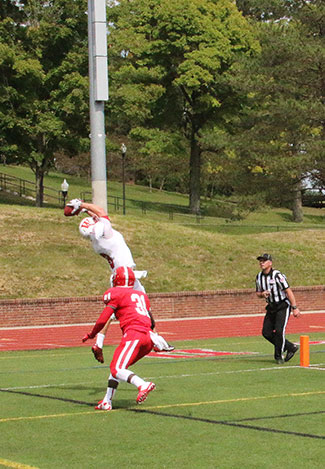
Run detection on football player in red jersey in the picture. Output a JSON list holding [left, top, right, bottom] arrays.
[[82, 266, 157, 410], [66, 199, 174, 361]]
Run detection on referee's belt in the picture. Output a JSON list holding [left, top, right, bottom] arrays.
[[266, 299, 288, 308]]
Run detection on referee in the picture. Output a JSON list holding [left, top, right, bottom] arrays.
[[255, 253, 301, 364]]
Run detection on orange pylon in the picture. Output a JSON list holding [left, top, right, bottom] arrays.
[[300, 335, 310, 367]]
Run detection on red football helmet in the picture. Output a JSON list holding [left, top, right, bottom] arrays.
[[112, 266, 135, 288]]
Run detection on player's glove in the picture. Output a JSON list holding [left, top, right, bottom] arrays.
[[67, 198, 82, 215], [92, 345, 104, 363], [82, 333, 91, 343]]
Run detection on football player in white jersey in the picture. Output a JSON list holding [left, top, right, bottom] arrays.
[[66, 198, 174, 361]]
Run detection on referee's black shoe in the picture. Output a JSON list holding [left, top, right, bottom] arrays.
[[285, 345, 299, 362]]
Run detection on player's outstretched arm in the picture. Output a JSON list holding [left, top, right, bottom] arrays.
[[80, 202, 107, 218], [65, 199, 107, 218]]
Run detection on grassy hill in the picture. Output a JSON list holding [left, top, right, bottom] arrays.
[[0, 164, 190, 208], [1, 165, 325, 299]]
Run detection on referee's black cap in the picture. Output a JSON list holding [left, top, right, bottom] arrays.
[[257, 253, 272, 261]]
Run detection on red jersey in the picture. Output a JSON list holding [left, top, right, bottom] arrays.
[[88, 286, 152, 338]]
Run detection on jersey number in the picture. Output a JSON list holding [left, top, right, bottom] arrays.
[[103, 292, 111, 303], [131, 293, 149, 317]]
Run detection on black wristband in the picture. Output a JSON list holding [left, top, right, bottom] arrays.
[[292, 305, 297, 310]]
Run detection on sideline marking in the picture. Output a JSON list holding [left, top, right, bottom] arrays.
[[0, 390, 324, 424], [0, 457, 39, 468]]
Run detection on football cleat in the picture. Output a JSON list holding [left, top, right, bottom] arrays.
[[136, 382, 156, 404], [285, 345, 299, 362], [92, 345, 104, 363], [95, 399, 112, 411]]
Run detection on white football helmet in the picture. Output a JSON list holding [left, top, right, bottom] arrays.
[[79, 217, 96, 238]]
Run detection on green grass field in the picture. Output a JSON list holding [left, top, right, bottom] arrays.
[[1, 335, 324, 469]]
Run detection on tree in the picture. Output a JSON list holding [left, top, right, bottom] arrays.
[[107, 0, 259, 213], [129, 127, 188, 192], [0, 0, 89, 206], [0, 0, 22, 20], [231, 0, 325, 222]]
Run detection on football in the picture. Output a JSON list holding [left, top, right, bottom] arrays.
[[64, 205, 81, 217]]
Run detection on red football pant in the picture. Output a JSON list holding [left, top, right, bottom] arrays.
[[110, 330, 152, 381]]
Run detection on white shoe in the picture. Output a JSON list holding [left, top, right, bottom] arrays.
[[95, 399, 112, 411], [136, 382, 156, 404]]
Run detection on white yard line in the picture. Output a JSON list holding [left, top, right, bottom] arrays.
[[1, 363, 324, 392]]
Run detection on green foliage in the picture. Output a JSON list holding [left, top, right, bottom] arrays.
[[0, 0, 89, 205], [129, 127, 189, 191], [229, 1, 325, 222], [1, 0, 324, 217], [203, 193, 266, 220], [107, 0, 259, 212]]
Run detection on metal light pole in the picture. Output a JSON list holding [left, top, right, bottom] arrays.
[[121, 143, 127, 215], [88, 0, 108, 211], [61, 179, 69, 207]]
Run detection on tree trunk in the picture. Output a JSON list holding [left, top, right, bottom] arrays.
[[159, 178, 165, 191], [292, 182, 303, 223], [35, 167, 44, 207], [189, 133, 201, 214]]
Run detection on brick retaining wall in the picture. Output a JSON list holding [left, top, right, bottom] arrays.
[[0, 285, 324, 328]]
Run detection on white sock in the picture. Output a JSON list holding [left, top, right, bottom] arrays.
[[105, 374, 119, 402], [130, 375, 146, 389], [105, 388, 115, 402], [96, 333, 105, 348], [115, 369, 146, 388]]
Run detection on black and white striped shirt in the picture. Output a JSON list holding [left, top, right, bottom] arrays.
[[256, 269, 290, 304]]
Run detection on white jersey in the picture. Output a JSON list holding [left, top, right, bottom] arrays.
[[90, 217, 135, 271]]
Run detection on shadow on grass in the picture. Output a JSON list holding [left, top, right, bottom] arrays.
[[275, 211, 294, 222], [0, 191, 59, 209], [0, 191, 36, 206], [188, 225, 292, 235], [303, 213, 325, 224], [276, 211, 325, 224]]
